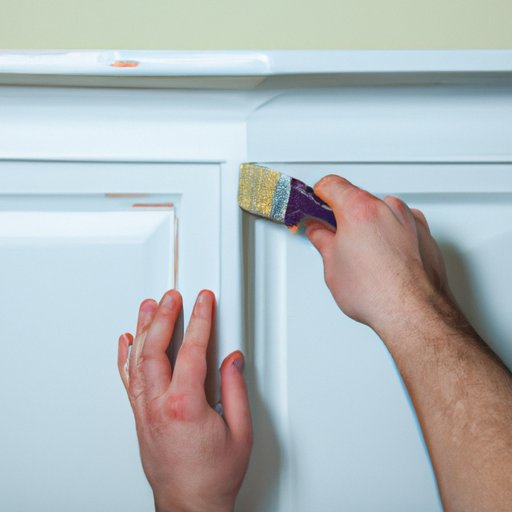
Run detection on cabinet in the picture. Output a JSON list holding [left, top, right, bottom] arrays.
[[0, 51, 511, 511]]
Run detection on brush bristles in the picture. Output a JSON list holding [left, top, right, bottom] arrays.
[[238, 164, 291, 223]]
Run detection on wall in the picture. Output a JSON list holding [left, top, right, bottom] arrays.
[[0, 0, 511, 49]]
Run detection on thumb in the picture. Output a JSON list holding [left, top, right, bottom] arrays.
[[305, 220, 335, 259], [220, 351, 252, 447]]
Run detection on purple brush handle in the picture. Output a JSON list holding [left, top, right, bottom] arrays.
[[284, 178, 337, 228]]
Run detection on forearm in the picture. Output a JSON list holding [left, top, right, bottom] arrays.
[[376, 294, 512, 512], [306, 175, 512, 509]]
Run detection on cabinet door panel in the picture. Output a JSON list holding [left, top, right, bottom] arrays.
[[0, 206, 172, 511], [240, 163, 512, 512], [0, 162, 220, 511]]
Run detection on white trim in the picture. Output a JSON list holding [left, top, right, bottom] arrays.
[[0, 50, 511, 76]]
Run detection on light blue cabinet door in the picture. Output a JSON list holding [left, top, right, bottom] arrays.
[[239, 163, 512, 512], [0, 162, 221, 512]]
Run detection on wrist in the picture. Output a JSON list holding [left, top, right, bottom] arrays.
[[155, 495, 235, 512], [372, 282, 468, 356], [156, 504, 233, 512], [156, 505, 233, 512]]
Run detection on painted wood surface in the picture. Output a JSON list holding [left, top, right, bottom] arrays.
[[0, 54, 510, 510]]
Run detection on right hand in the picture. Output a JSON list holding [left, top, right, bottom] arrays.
[[305, 175, 451, 333]]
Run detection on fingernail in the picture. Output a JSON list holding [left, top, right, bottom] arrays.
[[141, 299, 156, 313], [228, 351, 245, 372], [161, 292, 174, 310], [232, 356, 244, 372]]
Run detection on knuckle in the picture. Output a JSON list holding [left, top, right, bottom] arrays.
[[177, 345, 207, 379], [385, 195, 410, 219], [137, 333, 157, 360], [164, 392, 196, 422], [158, 306, 174, 318], [180, 340, 205, 361], [316, 173, 341, 186], [412, 208, 429, 226], [385, 195, 404, 208], [158, 297, 179, 316], [349, 191, 384, 221], [315, 174, 350, 194]]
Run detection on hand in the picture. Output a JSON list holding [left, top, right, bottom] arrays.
[[305, 175, 452, 334], [117, 290, 252, 512]]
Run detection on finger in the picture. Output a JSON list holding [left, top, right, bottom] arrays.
[[136, 299, 159, 336], [411, 208, 432, 234], [383, 196, 417, 229], [313, 175, 357, 216], [412, 209, 435, 254], [412, 211, 449, 290], [142, 290, 182, 364], [314, 175, 383, 226], [134, 290, 183, 400], [130, 299, 158, 371], [220, 351, 252, 447], [172, 290, 214, 394], [305, 220, 335, 259], [117, 332, 133, 391]]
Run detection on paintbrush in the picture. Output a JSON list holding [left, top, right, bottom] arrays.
[[238, 163, 336, 230]]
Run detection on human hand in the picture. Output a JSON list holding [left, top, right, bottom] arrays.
[[305, 175, 453, 334], [117, 290, 252, 512]]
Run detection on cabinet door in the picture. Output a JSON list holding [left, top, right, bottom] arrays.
[[239, 163, 512, 512], [0, 161, 220, 512]]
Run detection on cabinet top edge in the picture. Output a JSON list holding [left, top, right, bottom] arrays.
[[1, 50, 511, 77]]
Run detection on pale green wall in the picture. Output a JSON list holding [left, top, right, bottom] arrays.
[[0, 0, 511, 49]]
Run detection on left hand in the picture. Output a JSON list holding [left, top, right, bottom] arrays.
[[117, 289, 252, 512]]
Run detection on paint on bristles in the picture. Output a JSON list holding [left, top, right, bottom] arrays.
[[238, 163, 337, 229]]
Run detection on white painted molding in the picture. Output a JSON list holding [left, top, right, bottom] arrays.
[[0, 50, 511, 76]]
